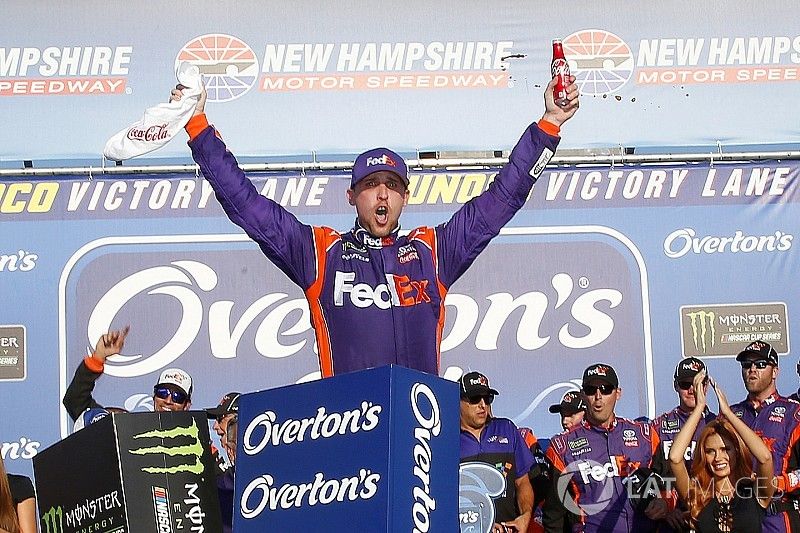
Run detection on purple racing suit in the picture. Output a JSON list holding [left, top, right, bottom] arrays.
[[543, 417, 660, 533], [730, 393, 800, 533], [186, 114, 559, 376]]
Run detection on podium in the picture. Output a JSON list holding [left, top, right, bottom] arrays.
[[235, 365, 459, 532], [34, 411, 222, 533]]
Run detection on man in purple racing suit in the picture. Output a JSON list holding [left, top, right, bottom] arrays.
[[731, 340, 800, 533], [172, 77, 579, 377], [543, 363, 669, 532]]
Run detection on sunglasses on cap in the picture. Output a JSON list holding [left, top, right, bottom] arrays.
[[740, 359, 772, 370], [462, 394, 494, 405], [676, 377, 709, 390], [154, 386, 189, 404], [582, 383, 615, 396]]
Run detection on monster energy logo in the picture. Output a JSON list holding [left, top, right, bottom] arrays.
[[687, 310, 716, 353], [129, 419, 204, 474], [42, 506, 63, 533]]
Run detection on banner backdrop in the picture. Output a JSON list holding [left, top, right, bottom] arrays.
[[2, 160, 799, 479], [2, 0, 800, 161]]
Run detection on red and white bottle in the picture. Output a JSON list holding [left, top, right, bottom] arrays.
[[551, 39, 571, 107]]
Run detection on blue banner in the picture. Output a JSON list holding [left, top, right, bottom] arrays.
[[1, 161, 798, 483]]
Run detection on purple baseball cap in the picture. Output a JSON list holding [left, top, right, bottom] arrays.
[[351, 147, 409, 188]]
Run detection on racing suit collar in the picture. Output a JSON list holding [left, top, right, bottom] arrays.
[[582, 416, 618, 432], [748, 391, 781, 412], [352, 219, 400, 248]]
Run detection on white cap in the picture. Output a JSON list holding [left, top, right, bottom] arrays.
[[156, 368, 193, 397]]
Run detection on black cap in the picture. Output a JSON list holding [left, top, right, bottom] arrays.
[[548, 391, 586, 415], [459, 371, 500, 398], [674, 357, 706, 381], [582, 363, 619, 388], [735, 340, 778, 366], [206, 392, 241, 419]]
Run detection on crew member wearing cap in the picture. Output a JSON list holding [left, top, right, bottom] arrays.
[[549, 391, 586, 432], [543, 363, 668, 532], [206, 392, 241, 440], [516, 391, 585, 533], [649, 357, 716, 532], [210, 394, 239, 533], [63, 326, 194, 420], [206, 392, 241, 478], [459, 371, 534, 533], [730, 340, 800, 532], [170, 74, 579, 378]]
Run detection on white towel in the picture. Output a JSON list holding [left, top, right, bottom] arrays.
[[103, 61, 202, 161]]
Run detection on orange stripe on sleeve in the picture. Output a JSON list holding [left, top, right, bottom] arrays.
[[537, 119, 561, 137], [185, 113, 210, 140], [546, 445, 567, 473], [305, 226, 340, 378], [84, 356, 104, 374]]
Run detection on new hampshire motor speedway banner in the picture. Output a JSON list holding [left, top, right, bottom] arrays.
[[2, 160, 799, 478], [2, 0, 800, 162]]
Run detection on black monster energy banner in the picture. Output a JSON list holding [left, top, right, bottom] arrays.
[[34, 411, 222, 533]]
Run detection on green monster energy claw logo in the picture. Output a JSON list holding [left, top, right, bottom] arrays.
[[42, 506, 63, 533], [687, 310, 716, 353], [129, 419, 204, 474]]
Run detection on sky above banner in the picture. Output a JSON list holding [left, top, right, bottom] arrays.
[[2, 0, 799, 162]]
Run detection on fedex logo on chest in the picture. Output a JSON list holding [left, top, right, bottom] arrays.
[[333, 271, 430, 309]]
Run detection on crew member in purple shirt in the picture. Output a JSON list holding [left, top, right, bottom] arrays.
[[460, 371, 534, 532]]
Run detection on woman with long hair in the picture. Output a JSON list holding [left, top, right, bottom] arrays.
[[669, 370, 774, 532], [0, 456, 35, 533], [0, 456, 20, 533]]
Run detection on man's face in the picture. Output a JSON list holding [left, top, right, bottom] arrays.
[[561, 410, 585, 431], [740, 356, 778, 396], [347, 171, 409, 237], [212, 413, 236, 438], [459, 394, 493, 431], [582, 379, 620, 426], [223, 420, 238, 464], [153, 385, 191, 412]]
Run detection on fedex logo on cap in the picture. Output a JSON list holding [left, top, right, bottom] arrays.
[[469, 376, 488, 387], [682, 361, 701, 372], [587, 365, 609, 377], [366, 154, 397, 167]]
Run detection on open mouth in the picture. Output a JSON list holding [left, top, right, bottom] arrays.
[[375, 205, 388, 224]]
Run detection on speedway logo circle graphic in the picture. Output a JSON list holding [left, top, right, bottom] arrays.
[[175, 34, 258, 102], [459, 462, 505, 532], [564, 29, 634, 95]]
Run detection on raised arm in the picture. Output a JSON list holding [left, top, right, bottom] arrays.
[[668, 371, 708, 502], [171, 85, 317, 289], [435, 77, 579, 287], [62, 326, 128, 420], [712, 379, 775, 506]]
